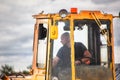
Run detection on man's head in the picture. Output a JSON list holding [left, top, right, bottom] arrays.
[[61, 32, 70, 45]]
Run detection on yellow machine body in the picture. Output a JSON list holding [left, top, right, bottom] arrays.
[[31, 8, 119, 80]]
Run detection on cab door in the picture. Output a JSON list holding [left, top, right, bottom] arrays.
[[32, 19, 48, 80]]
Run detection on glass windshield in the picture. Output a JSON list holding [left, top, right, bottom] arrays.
[[52, 21, 72, 80], [74, 24, 88, 48], [37, 23, 48, 68], [51, 19, 112, 80], [100, 24, 108, 67], [73, 20, 112, 80]]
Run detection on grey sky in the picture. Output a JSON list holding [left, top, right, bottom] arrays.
[[0, 0, 120, 71], [92, 0, 119, 4]]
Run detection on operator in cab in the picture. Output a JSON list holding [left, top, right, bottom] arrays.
[[52, 32, 92, 76], [53, 32, 92, 67]]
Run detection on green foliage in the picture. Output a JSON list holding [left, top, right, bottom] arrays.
[[22, 70, 30, 75], [27, 65, 32, 70], [0, 64, 31, 76], [0, 64, 14, 75]]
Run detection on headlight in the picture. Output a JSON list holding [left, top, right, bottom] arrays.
[[59, 9, 68, 18]]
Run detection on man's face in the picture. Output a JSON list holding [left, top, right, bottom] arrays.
[[61, 35, 69, 45]]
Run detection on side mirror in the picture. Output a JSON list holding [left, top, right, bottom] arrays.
[[50, 26, 58, 39], [119, 12, 120, 18], [38, 24, 47, 40]]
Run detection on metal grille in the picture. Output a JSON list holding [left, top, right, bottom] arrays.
[[116, 69, 120, 80]]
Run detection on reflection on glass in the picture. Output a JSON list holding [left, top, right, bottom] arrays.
[[100, 46, 108, 64], [100, 24, 107, 45], [37, 39, 47, 68], [100, 24, 108, 67]]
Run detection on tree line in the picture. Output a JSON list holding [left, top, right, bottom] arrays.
[[0, 64, 31, 76]]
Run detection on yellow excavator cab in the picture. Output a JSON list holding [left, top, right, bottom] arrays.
[[31, 8, 119, 80]]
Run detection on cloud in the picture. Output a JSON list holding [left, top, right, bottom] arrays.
[[114, 19, 120, 46], [91, 0, 119, 4], [0, 0, 35, 71], [0, 25, 33, 54]]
